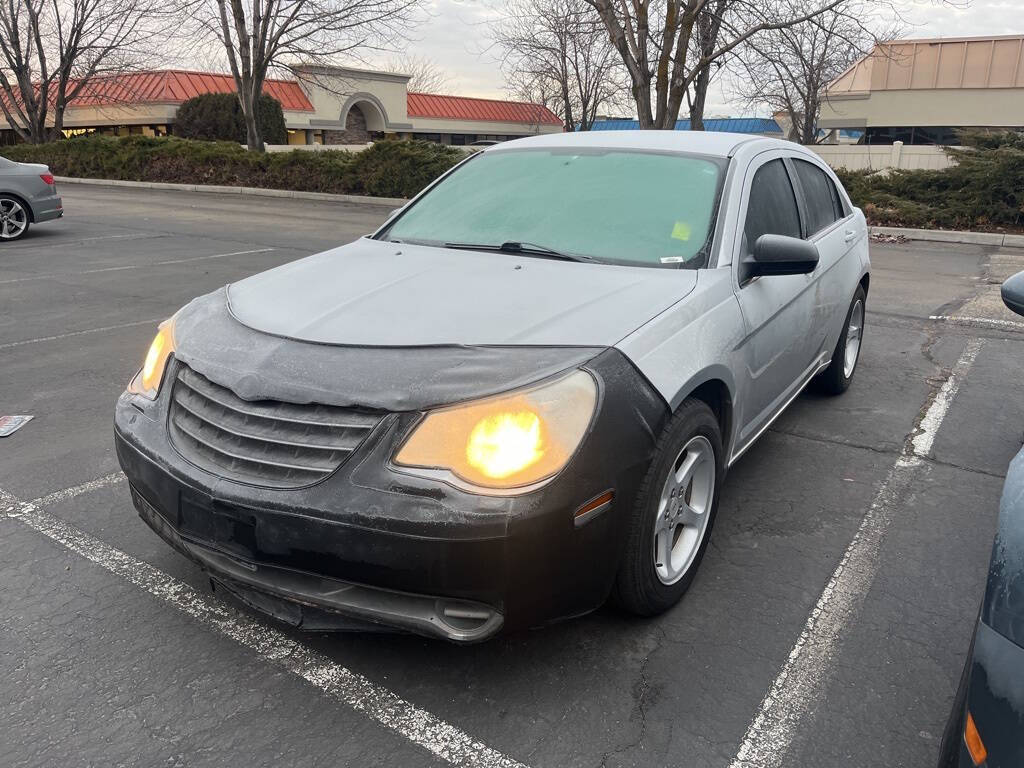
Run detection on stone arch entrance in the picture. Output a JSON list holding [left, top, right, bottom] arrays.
[[327, 93, 389, 144]]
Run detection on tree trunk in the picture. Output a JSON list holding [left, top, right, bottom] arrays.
[[244, 108, 263, 151], [562, 80, 575, 132], [238, 86, 263, 151], [633, 80, 655, 129], [689, 64, 711, 130]]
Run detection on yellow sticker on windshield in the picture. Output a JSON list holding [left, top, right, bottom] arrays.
[[671, 221, 691, 241]]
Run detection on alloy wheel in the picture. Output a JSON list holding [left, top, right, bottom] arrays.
[[0, 198, 28, 240], [844, 299, 864, 379], [653, 435, 716, 585]]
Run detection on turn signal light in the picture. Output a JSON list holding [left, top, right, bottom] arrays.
[[574, 490, 614, 527], [964, 711, 987, 766]]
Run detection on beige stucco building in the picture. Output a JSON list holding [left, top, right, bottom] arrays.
[[0, 66, 563, 146], [820, 34, 1024, 144]]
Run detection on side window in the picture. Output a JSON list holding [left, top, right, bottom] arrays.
[[793, 159, 842, 236], [744, 159, 801, 254], [827, 174, 848, 219]]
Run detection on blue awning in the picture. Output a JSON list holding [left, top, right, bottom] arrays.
[[587, 118, 783, 134]]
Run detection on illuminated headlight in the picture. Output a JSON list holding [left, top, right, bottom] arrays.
[[127, 317, 176, 400], [394, 370, 597, 491]]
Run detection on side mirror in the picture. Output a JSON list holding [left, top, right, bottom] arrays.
[[1002, 270, 1024, 317], [742, 234, 819, 282]]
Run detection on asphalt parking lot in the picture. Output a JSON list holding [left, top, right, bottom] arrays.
[[3, 182, 1024, 768]]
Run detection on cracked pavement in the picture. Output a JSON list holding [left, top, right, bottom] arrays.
[[2, 184, 1023, 767]]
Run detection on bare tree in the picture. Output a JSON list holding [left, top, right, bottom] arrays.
[[685, 0, 730, 129], [0, 0, 169, 143], [731, 2, 897, 143], [493, 0, 628, 132], [185, 0, 423, 151], [384, 53, 452, 94], [583, 0, 858, 129]]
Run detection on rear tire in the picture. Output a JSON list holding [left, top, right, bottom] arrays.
[[0, 195, 30, 242], [816, 285, 866, 395], [613, 398, 724, 616]]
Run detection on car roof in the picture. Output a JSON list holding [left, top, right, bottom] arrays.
[[487, 130, 787, 158]]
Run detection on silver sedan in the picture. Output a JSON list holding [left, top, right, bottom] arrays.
[[115, 131, 869, 642], [0, 156, 63, 241]]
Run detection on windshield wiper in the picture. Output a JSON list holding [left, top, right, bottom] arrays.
[[444, 240, 592, 262]]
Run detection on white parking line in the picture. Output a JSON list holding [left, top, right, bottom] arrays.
[[930, 314, 1024, 331], [729, 338, 985, 768], [31, 471, 125, 508], [0, 318, 164, 350], [0, 247, 275, 285], [0, 481, 528, 768], [912, 339, 985, 458], [1, 233, 160, 251]]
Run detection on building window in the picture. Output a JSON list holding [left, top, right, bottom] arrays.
[[864, 126, 961, 145]]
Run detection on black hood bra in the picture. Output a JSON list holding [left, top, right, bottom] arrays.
[[171, 288, 605, 412]]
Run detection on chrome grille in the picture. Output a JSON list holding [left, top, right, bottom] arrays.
[[168, 365, 382, 488]]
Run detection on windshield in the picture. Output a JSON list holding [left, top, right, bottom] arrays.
[[380, 148, 726, 268]]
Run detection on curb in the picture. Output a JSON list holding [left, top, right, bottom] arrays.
[[53, 176, 408, 208], [870, 225, 1024, 248]]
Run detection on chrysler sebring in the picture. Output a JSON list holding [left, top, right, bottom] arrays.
[[114, 131, 870, 642]]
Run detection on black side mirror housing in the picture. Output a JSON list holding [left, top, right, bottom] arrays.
[[741, 234, 819, 282], [1002, 270, 1024, 317]]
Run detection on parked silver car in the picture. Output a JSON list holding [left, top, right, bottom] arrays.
[[115, 131, 870, 642], [0, 156, 62, 241]]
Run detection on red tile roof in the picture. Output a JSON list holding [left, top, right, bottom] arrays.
[[51, 70, 560, 126], [407, 92, 562, 126], [70, 70, 314, 111]]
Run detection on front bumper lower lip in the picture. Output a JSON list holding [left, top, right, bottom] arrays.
[[131, 484, 505, 643]]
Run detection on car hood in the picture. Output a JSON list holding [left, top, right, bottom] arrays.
[[227, 238, 697, 347]]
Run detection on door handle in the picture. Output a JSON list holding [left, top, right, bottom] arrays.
[[844, 230, 857, 243]]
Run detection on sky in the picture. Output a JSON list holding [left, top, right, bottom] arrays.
[[376, 0, 1022, 114]]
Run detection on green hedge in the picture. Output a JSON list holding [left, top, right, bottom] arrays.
[[0, 135, 464, 198], [174, 92, 287, 145], [834, 131, 1024, 231]]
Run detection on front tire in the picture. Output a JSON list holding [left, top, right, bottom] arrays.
[[816, 285, 866, 395], [613, 398, 724, 616], [0, 196, 30, 241]]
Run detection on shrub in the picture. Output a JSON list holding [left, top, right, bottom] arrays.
[[0, 135, 463, 199], [346, 140, 466, 198], [255, 95, 287, 145], [174, 92, 287, 145], [174, 93, 239, 142], [835, 131, 1024, 231]]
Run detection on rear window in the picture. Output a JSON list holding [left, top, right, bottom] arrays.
[[793, 159, 843, 236], [381, 148, 727, 268]]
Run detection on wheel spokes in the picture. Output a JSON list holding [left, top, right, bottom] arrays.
[[673, 448, 701, 488], [0, 199, 25, 238], [654, 524, 673, 572], [652, 435, 717, 585]]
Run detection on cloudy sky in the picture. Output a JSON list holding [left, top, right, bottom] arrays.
[[382, 0, 1020, 114]]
